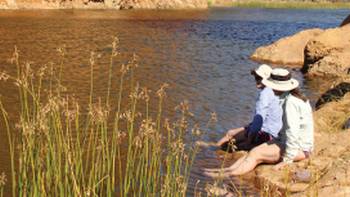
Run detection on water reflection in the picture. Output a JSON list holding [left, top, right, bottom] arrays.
[[0, 8, 347, 196]]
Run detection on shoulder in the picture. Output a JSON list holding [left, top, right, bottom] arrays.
[[284, 94, 297, 108], [260, 87, 275, 97], [286, 94, 311, 109]]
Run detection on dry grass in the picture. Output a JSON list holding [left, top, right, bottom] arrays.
[[314, 92, 350, 133]]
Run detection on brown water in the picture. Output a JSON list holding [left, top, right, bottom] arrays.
[[0, 8, 348, 196]]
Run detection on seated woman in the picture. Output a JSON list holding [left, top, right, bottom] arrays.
[[217, 64, 282, 151], [205, 68, 314, 177]]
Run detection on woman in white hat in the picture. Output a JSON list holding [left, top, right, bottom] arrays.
[[264, 68, 314, 170], [205, 68, 314, 176], [217, 64, 283, 151]]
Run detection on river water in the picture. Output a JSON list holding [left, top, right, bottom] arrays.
[[0, 8, 348, 196]]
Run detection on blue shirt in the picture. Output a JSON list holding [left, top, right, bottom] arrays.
[[246, 87, 283, 138]]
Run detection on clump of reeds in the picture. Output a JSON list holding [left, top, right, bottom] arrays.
[[0, 37, 203, 196]]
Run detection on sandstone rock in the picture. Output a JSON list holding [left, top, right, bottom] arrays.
[[0, 0, 208, 9], [302, 25, 350, 76], [293, 148, 350, 197], [304, 49, 350, 76], [130, 0, 208, 9], [292, 169, 312, 183], [314, 92, 350, 133], [250, 28, 323, 66], [340, 14, 350, 27], [315, 82, 350, 109]]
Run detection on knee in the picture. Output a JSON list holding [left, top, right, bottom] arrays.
[[247, 145, 266, 161], [248, 148, 260, 159]]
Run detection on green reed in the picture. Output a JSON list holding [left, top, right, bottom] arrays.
[[0, 40, 202, 197]]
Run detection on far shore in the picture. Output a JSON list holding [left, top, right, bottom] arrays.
[[211, 0, 350, 9], [1, 0, 350, 10]]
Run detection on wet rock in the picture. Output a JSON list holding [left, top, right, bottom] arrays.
[[342, 118, 350, 130], [250, 28, 323, 66], [302, 25, 350, 76], [315, 82, 350, 109], [340, 14, 350, 27]]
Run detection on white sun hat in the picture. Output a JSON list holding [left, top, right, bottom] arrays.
[[262, 68, 299, 91], [251, 64, 272, 79]]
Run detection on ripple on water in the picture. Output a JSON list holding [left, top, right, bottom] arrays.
[[0, 8, 347, 196]]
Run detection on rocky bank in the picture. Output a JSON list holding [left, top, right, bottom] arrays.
[[251, 16, 350, 78], [250, 28, 324, 67], [246, 14, 350, 196], [1, 0, 350, 9], [0, 0, 208, 9]]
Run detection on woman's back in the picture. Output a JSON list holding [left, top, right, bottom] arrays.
[[279, 94, 314, 163]]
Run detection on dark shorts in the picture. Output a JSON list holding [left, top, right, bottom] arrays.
[[253, 131, 275, 145], [220, 130, 275, 152]]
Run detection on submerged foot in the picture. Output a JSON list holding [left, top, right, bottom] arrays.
[[202, 169, 233, 179], [202, 166, 233, 173], [196, 141, 221, 151]]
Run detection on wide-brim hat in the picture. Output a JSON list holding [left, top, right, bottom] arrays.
[[262, 68, 299, 91], [251, 64, 272, 79]]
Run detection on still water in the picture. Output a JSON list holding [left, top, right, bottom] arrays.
[[0, 8, 347, 195]]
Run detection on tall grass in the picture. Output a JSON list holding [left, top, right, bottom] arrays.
[[0, 39, 202, 196]]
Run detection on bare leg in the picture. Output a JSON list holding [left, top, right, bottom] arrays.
[[274, 150, 309, 170], [204, 143, 281, 178], [230, 143, 281, 176], [217, 127, 245, 146], [204, 155, 247, 178]]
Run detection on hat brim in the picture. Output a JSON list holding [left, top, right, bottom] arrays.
[[262, 78, 299, 91]]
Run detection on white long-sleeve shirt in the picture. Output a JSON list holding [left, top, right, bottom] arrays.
[[278, 94, 314, 163]]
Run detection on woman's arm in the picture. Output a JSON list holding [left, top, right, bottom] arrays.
[[247, 88, 271, 134], [255, 88, 270, 121]]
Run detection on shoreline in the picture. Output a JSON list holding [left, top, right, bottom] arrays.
[[244, 14, 350, 196], [212, 1, 350, 9], [1, 1, 350, 10]]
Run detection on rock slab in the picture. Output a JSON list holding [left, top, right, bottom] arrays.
[[250, 28, 323, 66], [302, 25, 350, 77]]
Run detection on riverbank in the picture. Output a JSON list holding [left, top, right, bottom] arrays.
[[0, 0, 208, 10], [1, 0, 350, 10], [245, 15, 350, 196], [212, 0, 350, 9]]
